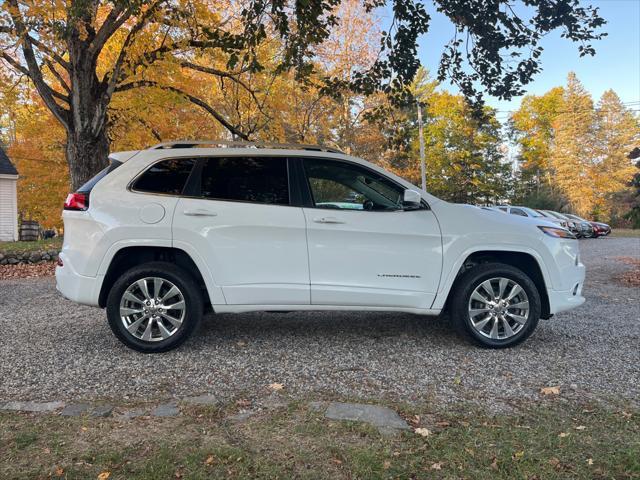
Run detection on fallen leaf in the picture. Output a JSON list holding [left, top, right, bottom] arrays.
[[431, 462, 443, 470], [436, 421, 451, 428], [205, 455, 215, 465], [414, 428, 431, 437], [587, 458, 594, 466], [268, 383, 284, 391], [490, 457, 499, 470], [97, 472, 111, 480], [575, 425, 587, 430], [236, 340, 246, 347], [559, 432, 570, 438], [0, 262, 56, 280], [540, 386, 560, 395], [549, 457, 561, 467], [235, 399, 251, 408], [54, 466, 64, 477], [383, 460, 391, 470], [453, 376, 461, 385], [331, 458, 342, 465], [513, 450, 525, 460]]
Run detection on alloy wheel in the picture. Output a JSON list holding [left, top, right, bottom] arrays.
[[467, 277, 530, 340], [119, 277, 186, 342]]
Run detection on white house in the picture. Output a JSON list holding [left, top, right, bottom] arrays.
[[0, 146, 19, 242]]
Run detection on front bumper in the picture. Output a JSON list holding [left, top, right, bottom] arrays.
[[546, 263, 586, 314], [55, 252, 101, 307]]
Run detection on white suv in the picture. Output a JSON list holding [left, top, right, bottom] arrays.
[[56, 141, 585, 352]]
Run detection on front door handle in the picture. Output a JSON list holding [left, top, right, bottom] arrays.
[[313, 216, 345, 224], [183, 209, 217, 217]]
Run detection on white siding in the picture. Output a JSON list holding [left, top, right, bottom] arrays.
[[0, 175, 18, 242]]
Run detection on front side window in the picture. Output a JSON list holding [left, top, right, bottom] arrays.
[[132, 159, 196, 195], [303, 158, 404, 211], [200, 157, 289, 205]]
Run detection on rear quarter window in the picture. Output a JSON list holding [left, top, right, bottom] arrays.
[[77, 160, 122, 193], [132, 159, 197, 195]]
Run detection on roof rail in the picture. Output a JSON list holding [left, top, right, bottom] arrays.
[[149, 140, 344, 154]]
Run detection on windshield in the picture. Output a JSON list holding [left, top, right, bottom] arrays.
[[521, 207, 543, 217], [544, 211, 566, 220]]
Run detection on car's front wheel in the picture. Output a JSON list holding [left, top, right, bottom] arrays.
[[106, 261, 203, 353], [450, 263, 541, 348]]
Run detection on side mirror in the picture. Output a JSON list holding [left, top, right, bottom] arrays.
[[403, 189, 422, 208]]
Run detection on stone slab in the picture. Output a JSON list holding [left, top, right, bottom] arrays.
[[324, 402, 409, 431], [152, 403, 180, 417], [1, 401, 65, 413], [60, 403, 91, 416], [91, 405, 114, 418]]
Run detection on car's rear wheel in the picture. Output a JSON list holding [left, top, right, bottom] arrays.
[[106, 261, 203, 353], [450, 263, 541, 348]]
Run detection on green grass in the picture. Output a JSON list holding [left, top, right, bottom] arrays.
[[1, 399, 638, 479], [0, 237, 62, 254], [611, 228, 640, 238]]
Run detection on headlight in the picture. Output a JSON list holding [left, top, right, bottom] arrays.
[[538, 226, 577, 239]]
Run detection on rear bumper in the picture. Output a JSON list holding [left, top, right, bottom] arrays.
[[55, 252, 101, 307]]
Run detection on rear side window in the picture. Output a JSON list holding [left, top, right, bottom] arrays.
[[200, 157, 289, 205], [510, 208, 527, 217], [132, 159, 196, 195], [77, 160, 122, 193]]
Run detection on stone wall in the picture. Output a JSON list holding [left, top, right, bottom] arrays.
[[0, 249, 59, 265]]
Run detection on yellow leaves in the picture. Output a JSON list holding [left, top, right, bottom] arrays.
[[97, 472, 111, 480], [540, 386, 560, 396], [558, 432, 570, 438], [414, 428, 431, 437], [53, 466, 64, 477], [268, 383, 284, 391], [430, 461, 444, 470], [205, 454, 216, 465], [574, 425, 587, 431]]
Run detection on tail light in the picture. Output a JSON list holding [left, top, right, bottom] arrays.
[[64, 192, 88, 211]]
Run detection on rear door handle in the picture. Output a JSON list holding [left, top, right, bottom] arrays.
[[313, 216, 345, 224], [183, 209, 217, 217]]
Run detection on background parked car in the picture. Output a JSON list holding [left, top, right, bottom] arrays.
[[495, 205, 548, 220], [563, 214, 595, 238], [536, 210, 569, 229], [542, 211, 581, 237], [590, 221, 611, 237]]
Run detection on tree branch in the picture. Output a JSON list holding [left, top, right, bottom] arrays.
[[180, 61, 261, 105], [115, 80, 248, 139], [6, 0, 69, 127], [90, 4, 129, 56], [27, 35, 70, 70], [104, 0, 167, 96], [44, 58, 70, 93]]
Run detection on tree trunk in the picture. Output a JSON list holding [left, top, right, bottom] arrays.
[[66, 129, 110, 191], [65, 35, 111, 192]]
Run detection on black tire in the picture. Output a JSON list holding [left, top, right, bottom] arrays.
[[450, 263, 541, 348], [106, 261, 203, 353]]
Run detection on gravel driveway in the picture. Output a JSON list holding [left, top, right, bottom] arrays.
[[1, 238, 638, 408]]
